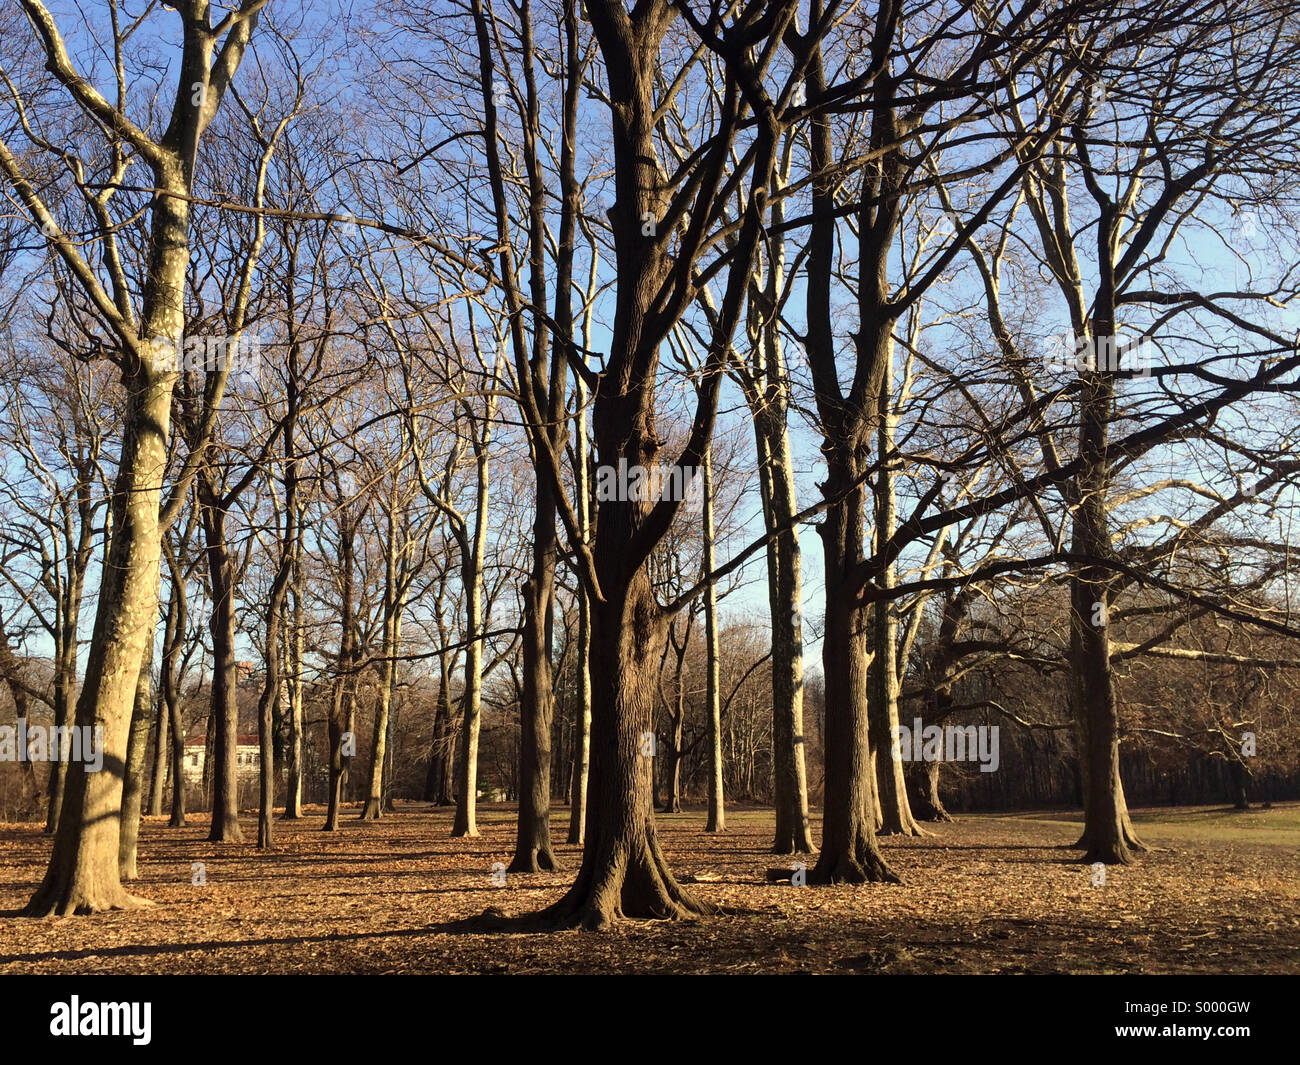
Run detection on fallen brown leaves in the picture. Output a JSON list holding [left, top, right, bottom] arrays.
[[0, 804, 1296, 973]]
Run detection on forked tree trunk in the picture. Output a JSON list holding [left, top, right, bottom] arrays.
[[119, 640, 155, 880]]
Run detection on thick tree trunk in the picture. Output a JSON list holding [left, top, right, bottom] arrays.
[[23, 170, 193, 915], [119, 640, 155, 880], [1070, 338, 1147, 864], [536, 580, 711, 928], [761, 428, 814, 853], [811, 453, 899, 885]]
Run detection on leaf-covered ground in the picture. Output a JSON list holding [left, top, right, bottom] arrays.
[[1, 803, 1297, 974]]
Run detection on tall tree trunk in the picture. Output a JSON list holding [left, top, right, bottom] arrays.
[[744, 151, 813, 855], [282, 553, 305, 819], [154, 562, 184, 821], [869, 354, 923, 836], [325, 518, 356, 832], [759, 422, 813, 853], [199, 472, 242, 844], [661, 669, 685, 814], [166, 692, 186, 828], [1070, 309, 1146, 863], [811, 451, 898, 885], [119, 639, 154, 880], [148, 689, 168, 817], [1229, 759, 1250, 810], [424, 653, 455, 804], [362, 510, 403, 821], [281, 337, 305, 821], [567, 376, 592, 845], [452, 438, 491, 838], [45, 668, 70, 833], [702, 448, 724, 832], [255, 492, 294, 848]]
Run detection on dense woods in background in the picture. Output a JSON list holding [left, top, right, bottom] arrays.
[[1, 0, 1299, 924]]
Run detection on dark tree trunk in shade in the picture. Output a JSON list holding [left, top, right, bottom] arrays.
[[148, 691, 168, 817], [325, 516, 356, 832], [199, 470, 242, 844], [510, 572, 559, 870]]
